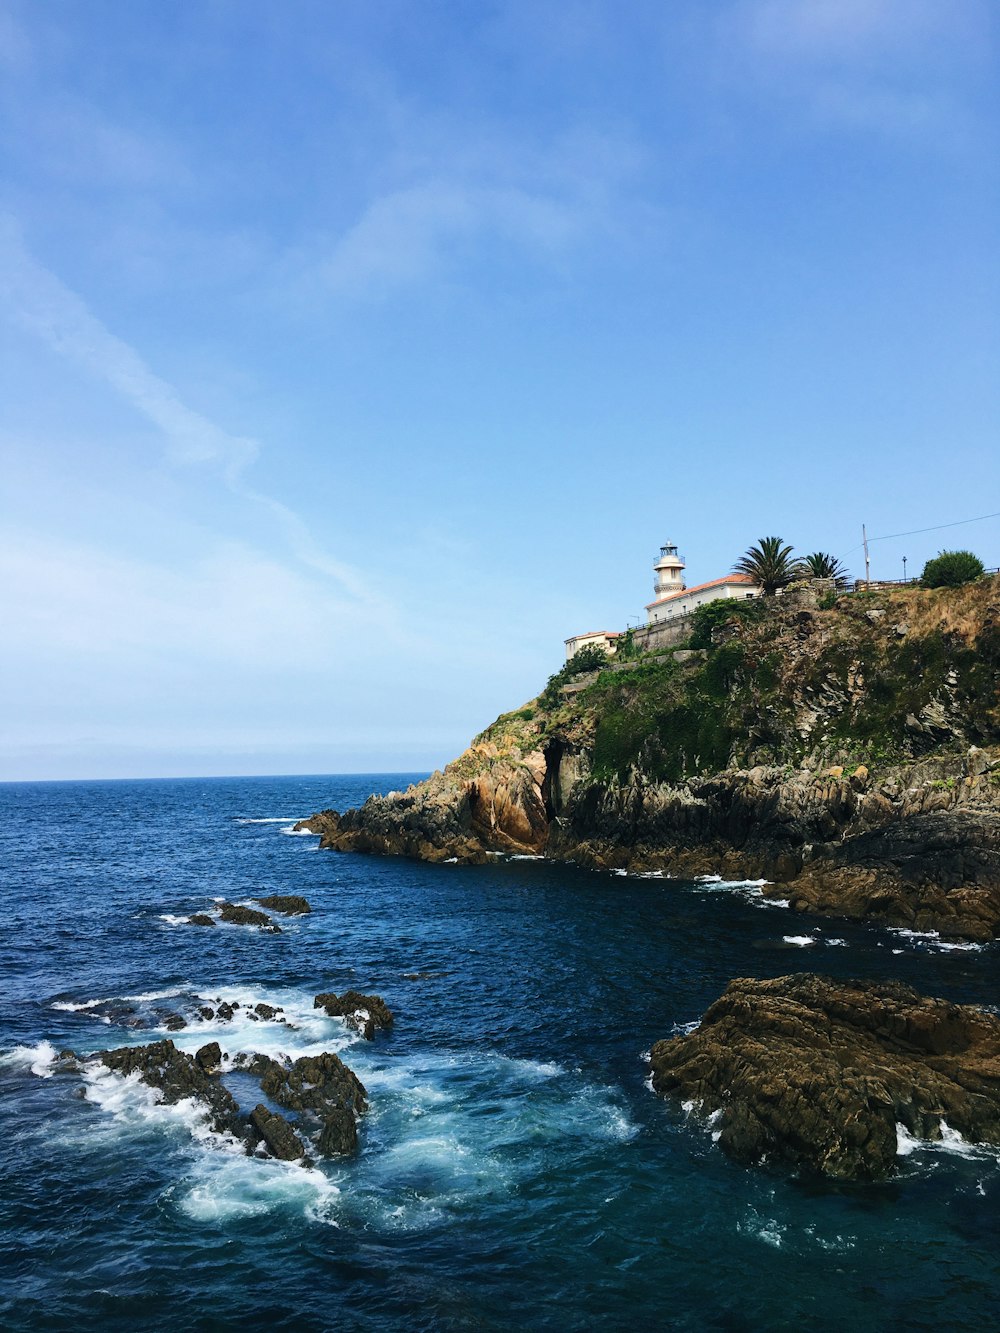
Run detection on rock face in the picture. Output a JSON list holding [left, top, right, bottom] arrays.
[[314, 990, 393, 1040], [649, 974, 1000, 1181], [302, 580, 1000, 941]]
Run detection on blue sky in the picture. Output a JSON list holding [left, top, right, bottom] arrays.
[[2, 0, 998, 779]]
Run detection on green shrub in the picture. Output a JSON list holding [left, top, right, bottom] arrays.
[[921, 550, 984, 589], [540, 644, 612, 707], [688, 598, 763, 649]]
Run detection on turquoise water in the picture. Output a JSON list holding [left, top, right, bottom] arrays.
[[2, 775, 999, 1330]]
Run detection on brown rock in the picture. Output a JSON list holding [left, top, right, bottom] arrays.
[[650, 974, 1000, 1181]]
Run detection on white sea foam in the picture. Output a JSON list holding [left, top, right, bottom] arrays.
[[783, 935, 817, 947], [323, 1045, 637, 1232], [887, 928, 985, 953], [51, 997, 110, 1013], [158, 914, 191, 927], [176, 1156, 340, 1223], [896, 1120, 999, 1161], [738, 1207, 785, 1249], [161, 985, 358, 1062], [280, 826, 317, 836], [235, 817, 302, 824], [123, 988, 189, 1003], [1, 1040, 59, 1077]]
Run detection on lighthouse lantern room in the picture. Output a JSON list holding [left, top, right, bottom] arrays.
[[652, 541, 686, 600]]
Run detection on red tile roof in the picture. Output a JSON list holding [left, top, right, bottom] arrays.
[[645, 573, 756, 611], [563, 630, 622, 643]]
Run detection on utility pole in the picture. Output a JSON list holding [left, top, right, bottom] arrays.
[[902, 555, 907, 583], [863, 524, 870, 585]]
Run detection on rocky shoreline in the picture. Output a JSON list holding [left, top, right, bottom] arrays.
[[299, 581, 1000, 943]]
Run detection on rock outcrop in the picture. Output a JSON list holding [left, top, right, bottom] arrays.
[[255, 895, 311, 915], [88, 1038, 367, 1163], [314, 990, 393, 1040], [649, 974, 1000, 1180], [235, 1051, 367, 1156], [302, 580, 1000, 941], [96, 1039, 245, 1141], [218, 902, 279, 931]]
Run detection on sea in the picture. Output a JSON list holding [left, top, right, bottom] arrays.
[[2, 774, 999, 1331]]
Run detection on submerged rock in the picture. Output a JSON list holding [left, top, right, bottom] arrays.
[[650, 973, 1000, 1181], [218, 902, 278, 930], [314, 990, 394, 1040], [255, 894, 311, 915]]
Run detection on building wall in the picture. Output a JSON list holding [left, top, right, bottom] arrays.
[[565, 632, 619, 661], [647, 582, 757, 625]]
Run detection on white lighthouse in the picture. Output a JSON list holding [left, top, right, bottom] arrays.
[[652, 541, 686, 600]]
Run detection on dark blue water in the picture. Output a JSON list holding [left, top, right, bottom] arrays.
[[2, 775, 999, 1331]]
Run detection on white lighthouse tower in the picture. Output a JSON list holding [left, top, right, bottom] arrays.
[[652, 540, 686, 601]]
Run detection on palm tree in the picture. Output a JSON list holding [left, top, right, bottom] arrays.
[[733, 536, 798, 595], [800, 551, 850, 590]]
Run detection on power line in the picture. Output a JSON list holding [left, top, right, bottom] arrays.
[[838, 509, 1000, 560]]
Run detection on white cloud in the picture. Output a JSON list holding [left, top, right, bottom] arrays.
[[0, 217, 379, 602]]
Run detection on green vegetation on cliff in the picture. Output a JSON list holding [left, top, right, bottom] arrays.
[[493, 576, 1000, 786]]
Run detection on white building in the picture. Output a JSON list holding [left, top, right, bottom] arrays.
[[646, 541, 759, 624], [564, 629, 621, 662]]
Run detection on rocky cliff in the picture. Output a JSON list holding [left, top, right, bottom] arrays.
[[302, 578, 1000, 941]]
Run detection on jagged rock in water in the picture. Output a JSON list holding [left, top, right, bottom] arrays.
[[649, 973, 1000, 1181], [95, 1039, 245, 1141], [255, 895, 311, 915], [237, 1051, 367, 1157], [248, 1104, 309, 1162], [253, 1002, 283, 1021], [89, 1040, 366, 1162], [195, 1041, 222, 1072], [158, 1011, 187, 1032], [314, 990, 393, 1040], [188, 914, 215, 927], [218, 902, 276, 929]]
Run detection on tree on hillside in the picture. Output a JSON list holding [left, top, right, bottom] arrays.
[[920, 550, 984, 589], [801, 551, 851, 590], [733, 536, 798, 594]]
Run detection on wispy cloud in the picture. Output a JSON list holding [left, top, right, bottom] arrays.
[[321, 179, 580, 296], [721, 0, 989, 145], [0, 216, 376, 602]]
